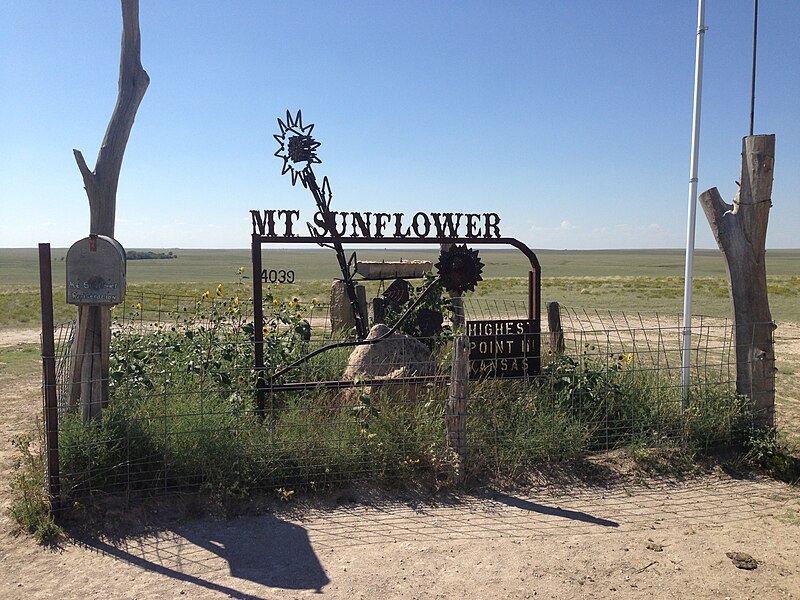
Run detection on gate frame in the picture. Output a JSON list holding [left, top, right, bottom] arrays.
[[251, 233, 542, 413]]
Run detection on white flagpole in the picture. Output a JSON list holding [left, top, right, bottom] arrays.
[[681, 0, 708, 407]]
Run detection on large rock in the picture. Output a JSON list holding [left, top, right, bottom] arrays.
[[343, 324, 435, 380], [329, 280, 367, 332]]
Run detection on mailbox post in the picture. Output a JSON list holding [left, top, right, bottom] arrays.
[[66, 235, 126, 420]]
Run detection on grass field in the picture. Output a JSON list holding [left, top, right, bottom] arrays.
[[1, 247, 798, 326]]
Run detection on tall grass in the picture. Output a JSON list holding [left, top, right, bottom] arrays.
[[58, 382, 452, 499], [56, 320, 753, 504]]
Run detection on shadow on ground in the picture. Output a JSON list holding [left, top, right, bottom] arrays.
[[485, 490, 619, 527], [76, 514, 329, 598], [69, 487, 623, 598], [62, 463, 800, 598]]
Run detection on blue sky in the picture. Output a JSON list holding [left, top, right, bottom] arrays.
[[1, 1, 798, 249]]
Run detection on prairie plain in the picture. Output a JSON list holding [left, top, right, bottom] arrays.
[[2, 247, 799, 325]]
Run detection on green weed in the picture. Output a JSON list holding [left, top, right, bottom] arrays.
[[744, 428, 800, 483], [8, 432, 64, 544]]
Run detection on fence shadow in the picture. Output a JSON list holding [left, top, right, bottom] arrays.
[[485, 491, 619, 528], [75, 514, 329, 598]]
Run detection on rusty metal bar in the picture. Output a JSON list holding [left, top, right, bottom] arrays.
[[255, 235, 541, 274], [305, 170, 368, 339], [38, 243, 61, 512], [530, 266, 541, 347], [528, 270, 535, 322], [263, 374, 450, 394], [251, 234, 266, 415]]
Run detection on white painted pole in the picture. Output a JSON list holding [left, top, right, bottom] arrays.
[[681, 0, 708, 407]]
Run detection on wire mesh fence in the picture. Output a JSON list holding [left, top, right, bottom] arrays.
[[46, 292, 764, 508], [462, 297, 530, 321]]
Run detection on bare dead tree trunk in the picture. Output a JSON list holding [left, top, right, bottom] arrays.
[[699, 134, 776, 426], [70, 0, 149, 420]]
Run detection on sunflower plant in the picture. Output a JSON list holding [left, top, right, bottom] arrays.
[[109, 270, 314, 399]]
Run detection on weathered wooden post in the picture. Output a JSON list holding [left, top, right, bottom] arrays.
[[70, 0, 149, 419], [446, 335, 469, 476], [547, 301, 565, 356], [66, 236, 126, 420], [699, 134, 776, 426]]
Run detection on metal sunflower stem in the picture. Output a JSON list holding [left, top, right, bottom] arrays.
[[305, 169, 368, 339]]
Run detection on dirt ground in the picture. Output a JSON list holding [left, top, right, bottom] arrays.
[[1, 327, 799, 600]]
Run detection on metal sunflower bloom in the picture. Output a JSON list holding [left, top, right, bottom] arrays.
[[435, 244, 484, 295], [273, 109, 321, 187]]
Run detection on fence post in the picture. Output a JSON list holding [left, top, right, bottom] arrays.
[[38, 243, 61, 513], [547, 301, 565, 355], [446, 335, 469, 476]]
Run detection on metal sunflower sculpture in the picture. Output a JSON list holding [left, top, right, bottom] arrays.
[[273, 109, 367, 339], [435, 244, 484, 295], [273, 110, 321, 188]]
